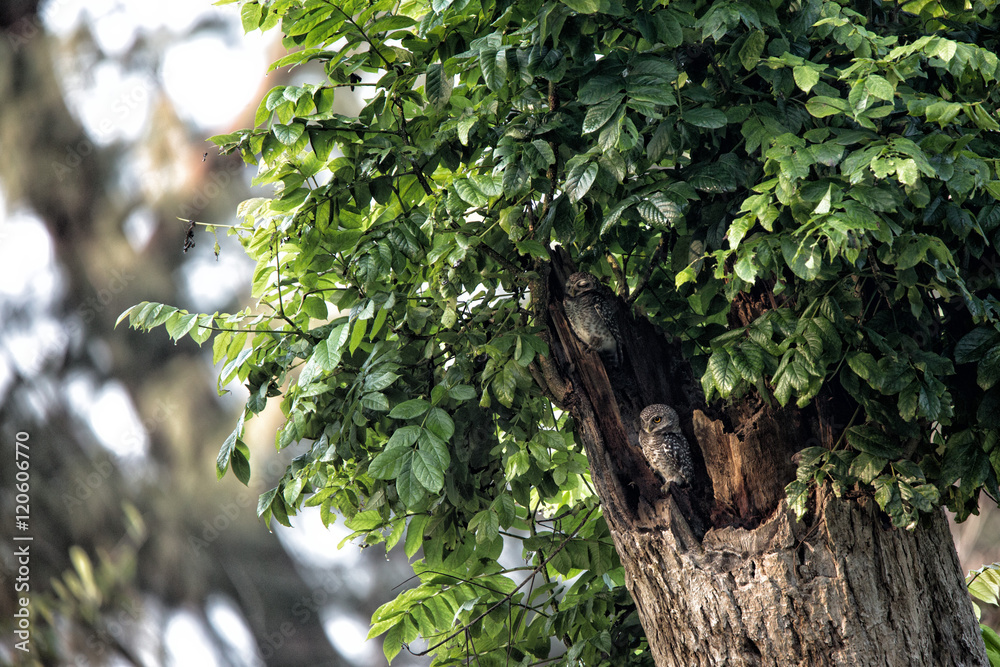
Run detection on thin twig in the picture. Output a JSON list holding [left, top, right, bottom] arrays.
[[627, 233, 669, 305], [408, 504, 601, 656]]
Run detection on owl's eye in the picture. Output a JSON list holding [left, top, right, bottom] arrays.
[[653, 416, 661, 423]]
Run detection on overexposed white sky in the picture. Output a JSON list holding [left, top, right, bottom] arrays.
[[47, 0, 271, 141]]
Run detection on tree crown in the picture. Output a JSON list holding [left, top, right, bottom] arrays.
[[122, 0, 1000, 662]]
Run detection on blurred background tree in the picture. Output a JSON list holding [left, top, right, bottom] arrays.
[[0, 1, 429, 664]]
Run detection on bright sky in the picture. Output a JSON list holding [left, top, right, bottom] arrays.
[[46, 0, 271, 142]]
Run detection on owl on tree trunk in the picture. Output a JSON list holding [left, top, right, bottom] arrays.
[[562, 271, 624, 367], [638, 404, 694, 490]]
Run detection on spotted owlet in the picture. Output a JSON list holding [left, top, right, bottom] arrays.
[[563, 272, 623, 367], [639, 404, 694, 490]]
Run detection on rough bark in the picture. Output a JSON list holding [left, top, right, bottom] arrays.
[[541, 251, 988, 666], [617, 490, 985, 666]]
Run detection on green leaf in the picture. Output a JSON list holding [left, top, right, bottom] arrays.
[[454, 178, 488, 207], [115, 305, 138, 328], [731, 343, 764, 381], [806, 96, 848, 118], [383, 622, 403, 663], [396, 460, 427, 507], [981, 626, 1000, 665], [516, 239, 550, 259], [418, 428, 450, 473], [240, 2, 262, 32], [979, 346, 1000, 390], [364, 371, 400, 393], [133, 302, 179, 330], [583, 94, 624, 133], [350, 317, 367, 354], [600, 195, 639, 235], [530, 139, 556, 166], [918, 383, 942, 420], [925, 101, 962, 127], [785, 479, 810, 519], [793, 65, 820, 93], [480, 47, 507, 91], [425, 63, 452, 107], [578, 76, 624, 105], [424, 407, 455, 441], [968, 565, 1000, 606], [637, 193, 682, 228], [684, 107, 728, 129], [847, 425, 898, 459], [216, 426, 240, 478], [390, 398, 431, 419], [708, 351, 739, 395], [448, 385, 477, 401], [781, 235, 823, 281], [369, 447, 412, 480], [728, 216, 754, 249], [740, 31, 767, 71], [849, 452, 887, 484], [955, 327, 1000, 364], [413, 447, 445, 492], [385, 517, 405, 552], [361, 392, 390, 411], [560, 0, 601, 14], [257, 486, 278, 519], [647, 122, 672, 162], [190, 315, 214, 345], [165, 312, 198, 341], [675, 266, 697, 288], [404, 514, 429, 559], [273, 122, 305, 145], [388, 425, 421, 450], [371, 176, 393, 204], [865, 74, 894, 101], [470, 509, 500, 543], [230, 444, 251, 486], [313, 327, 348, 371], [565, 160, 598, 203], [457, 115, 477, 145]]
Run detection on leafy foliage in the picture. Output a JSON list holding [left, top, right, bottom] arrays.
[[121, 0, 1000, 661], [968, 563, 1000, 666]]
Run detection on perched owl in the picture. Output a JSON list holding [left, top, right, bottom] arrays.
[[563, 272, 623, 367], [638, 404, 695, 490]]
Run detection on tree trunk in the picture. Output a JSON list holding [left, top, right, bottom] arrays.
[[620, 489, 985, 666], [538, 252, 988, 666]]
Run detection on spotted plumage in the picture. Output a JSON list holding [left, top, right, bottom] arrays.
[[562, 272, 623, 367], [638, 404, 695, 490]]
